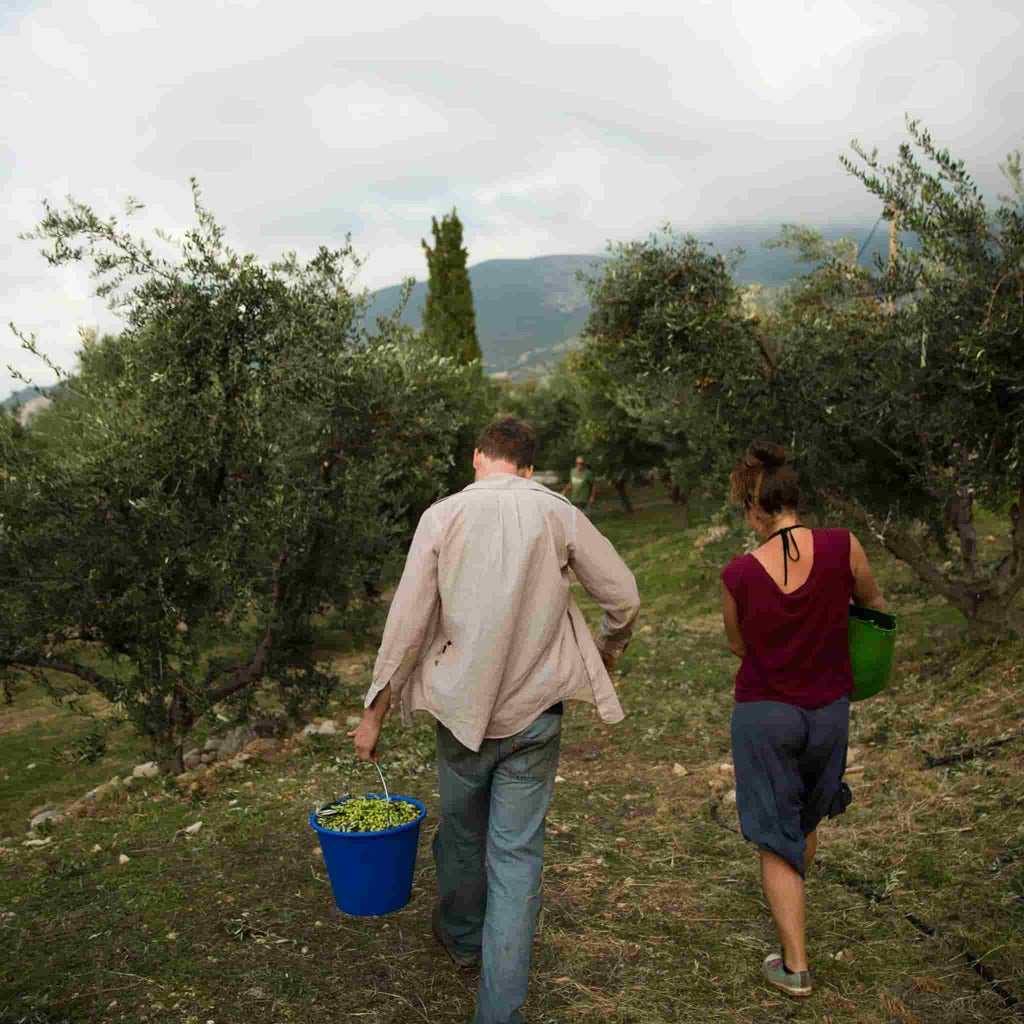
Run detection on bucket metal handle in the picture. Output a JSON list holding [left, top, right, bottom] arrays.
[[344, 758, 394, 828]]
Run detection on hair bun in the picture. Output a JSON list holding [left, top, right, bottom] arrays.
[[748, 441, 788, 470]]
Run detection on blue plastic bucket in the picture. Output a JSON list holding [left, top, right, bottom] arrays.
[[310, 795, 426, 916], [848, 604, 897, 701]]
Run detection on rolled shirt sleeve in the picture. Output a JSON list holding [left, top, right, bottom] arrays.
[[568, 510, 640, 657]]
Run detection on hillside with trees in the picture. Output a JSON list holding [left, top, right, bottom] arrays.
[[2, 224, 900, 405], [358, 224, 899, 375]]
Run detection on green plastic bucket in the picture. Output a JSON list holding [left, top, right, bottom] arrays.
[[848, 604, 897, 701]]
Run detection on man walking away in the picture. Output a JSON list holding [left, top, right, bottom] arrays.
[[350, 417, 640, 1024], [562, 454, 596, 513]]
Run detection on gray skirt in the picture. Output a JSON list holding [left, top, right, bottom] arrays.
[[730, 697, 850, 877]]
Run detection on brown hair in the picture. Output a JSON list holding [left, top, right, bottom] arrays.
[[476, 417, 536, 469], [729, 441, 800, 516]]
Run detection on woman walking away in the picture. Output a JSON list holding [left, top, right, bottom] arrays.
[[720, 442, 887, 998]]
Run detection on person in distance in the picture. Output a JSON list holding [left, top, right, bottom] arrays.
[[720, 441, 888, 998], [562, 454, 597, 514]]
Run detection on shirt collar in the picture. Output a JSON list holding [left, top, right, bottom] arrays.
[[464, 473, 550, 493]]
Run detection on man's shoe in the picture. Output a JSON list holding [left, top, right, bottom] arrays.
[[761, 953, 812, 997], [431, 905, 481, 969]]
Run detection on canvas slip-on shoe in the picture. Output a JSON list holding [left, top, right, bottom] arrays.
[[761, 953, 812, 997]]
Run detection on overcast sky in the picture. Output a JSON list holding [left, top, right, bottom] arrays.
[[3, 0, 1022, 394]]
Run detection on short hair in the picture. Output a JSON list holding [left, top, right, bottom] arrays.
[[476, 417, 536, 469], [729, 441, 801, 516]]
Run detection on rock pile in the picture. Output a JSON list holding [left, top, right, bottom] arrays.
[[706, 759, 737, 806], [8, 715, 349, 846], [182, 725, 261, 769]]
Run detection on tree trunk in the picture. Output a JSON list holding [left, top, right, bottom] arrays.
[[614, 479, 634, 515], [825, 491, 1024, 644], [944, 488, 978, 577], [158, 742, 186, 778], [965, 598, 1024, 644], [671, 485, 689, 529], [2, 675, 18, 705]]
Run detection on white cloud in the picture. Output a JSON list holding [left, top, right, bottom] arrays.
[[84, 0, 160, 35], [3, 0, 1022, 392], [729, 0, 906, 93], [306, 81, 453, 149], [28, 16, 93, 84]]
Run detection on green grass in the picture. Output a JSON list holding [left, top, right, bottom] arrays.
[[2, 486, 1023, 1023], [0, 687, 152, 837]]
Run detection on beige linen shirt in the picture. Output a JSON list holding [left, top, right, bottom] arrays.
[[365, 474, 640, 752]]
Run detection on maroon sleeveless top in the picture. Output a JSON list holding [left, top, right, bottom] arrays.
[[721, 528, 855, 708]]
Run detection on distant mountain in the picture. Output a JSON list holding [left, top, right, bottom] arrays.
[[361, 222, 896, 373], [716, 222, 898, 284], [1, 384, 58, 410], [362, 254, 598, 374]]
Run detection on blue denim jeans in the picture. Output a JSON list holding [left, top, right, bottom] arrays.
[[433, 711, 562, 1024]]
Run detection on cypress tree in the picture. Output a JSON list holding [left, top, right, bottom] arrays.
[[421, 208, 482, 365]]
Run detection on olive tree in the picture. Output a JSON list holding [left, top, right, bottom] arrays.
[[497, 358, 582, 473], [567, 346, 668, 515], [577, 229, 759, 522], [752, 122, 1024, 639], [1, 184, 479, 770]]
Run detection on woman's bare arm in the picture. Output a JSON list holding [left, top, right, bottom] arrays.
[[850, 533, 888, 611], [721, 582, 745, 658]]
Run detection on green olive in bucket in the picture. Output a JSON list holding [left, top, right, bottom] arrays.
[[316, 797, 419, 833]]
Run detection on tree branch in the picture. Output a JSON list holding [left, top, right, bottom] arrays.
[[823, 492, 962, 608], [752, 332, 777, 374], [206, 554, 286, 703], [1, 658, 120, 695], [983, 269, 1024, 329], [991, 493, 1024, 598], [206, 624, 274, 704]]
